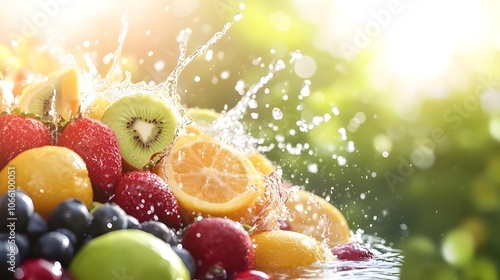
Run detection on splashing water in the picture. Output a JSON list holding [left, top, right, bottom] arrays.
[[36, 10, 402, 279]]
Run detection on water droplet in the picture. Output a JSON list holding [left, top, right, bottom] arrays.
[[154, 60, 165, 72], [234, 12, 244, 22], [272, 107, 283, 120], [205, 50, 213, 61], [337, 156, 347, 166], [176, 28, 192, 43]]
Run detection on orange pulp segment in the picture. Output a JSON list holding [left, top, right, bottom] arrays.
[[155, 133, 265, 224]]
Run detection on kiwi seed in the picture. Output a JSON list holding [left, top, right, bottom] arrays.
[[101, 93, 179, 170]]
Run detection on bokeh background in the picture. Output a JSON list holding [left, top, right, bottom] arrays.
[[2, 0, 500, 279]]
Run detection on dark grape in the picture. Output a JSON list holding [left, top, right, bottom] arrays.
[[0, 238, 19, 279], [87, 203, 127, 237], [126, 215, 141, 230], [31, 231, 75, 267], [172, 245, 196, 277], [0, 190, 34, 232], [140, 220, 178, 245], [54, 228, 78, 248], [48, 199, 91, 242], [26, 212, 49, 242]]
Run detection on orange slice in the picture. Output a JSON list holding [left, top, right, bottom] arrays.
[[286, 190, 350, 247], [155, 133, 265, 224], [247, 152, 275, 175]]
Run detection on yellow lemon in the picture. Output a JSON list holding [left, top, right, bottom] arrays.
[[0, 146, 93, 218], [251, 230, 333, 270]]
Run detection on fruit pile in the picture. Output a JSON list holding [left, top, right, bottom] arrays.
[[0, 68, 371, 279]]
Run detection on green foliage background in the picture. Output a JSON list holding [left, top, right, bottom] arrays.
[[171, 1, 500, 279]]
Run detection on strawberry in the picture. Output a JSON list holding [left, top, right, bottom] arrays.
[[58, 117, 122, 198], [112, 171, 183, 229], [0, 113, 52, 170], [181, 217, 255, 278]]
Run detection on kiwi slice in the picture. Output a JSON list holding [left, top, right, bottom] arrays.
[[18, 68, 80, 121], [19, 82, 56, 120], [101, 93, 178, 170]]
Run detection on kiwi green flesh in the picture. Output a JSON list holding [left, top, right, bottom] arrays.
[[24, 81, 59, 120], [101, 94, 178, 170]]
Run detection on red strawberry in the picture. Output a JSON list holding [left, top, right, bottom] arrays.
[[331, 242, 373, 261], [0, 113, 52, 170], [181, 217, 255, 278], [112, 171, 183, 229], [58, 117, 122, 198]]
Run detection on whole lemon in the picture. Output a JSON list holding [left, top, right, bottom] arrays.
[[0, 146, 93, 218]]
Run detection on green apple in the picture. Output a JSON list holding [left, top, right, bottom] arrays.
[[69, 229, 189, 280]]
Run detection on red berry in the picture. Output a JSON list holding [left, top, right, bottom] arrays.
[[331, 242, 373, 261], [234, 270, 270, 280], [0, 114, 52, 170], [14, 259, 68, 280], [112, 171, 183, 228], [58, 117, 122, 196], [181, 217, 254, 278]]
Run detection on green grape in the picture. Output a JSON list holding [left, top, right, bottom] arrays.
[[441, 228, 475, 267]]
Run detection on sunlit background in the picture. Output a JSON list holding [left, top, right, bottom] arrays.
[[2, 0, 500, 279]]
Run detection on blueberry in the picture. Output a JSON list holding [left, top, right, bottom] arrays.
[[0, 190, 34, 232], [54, 228, 78, 248], [87, 203, 127, 237], [126, 215, 141, 230], [48, 198, 91, 242], [14, 233, 30, 262], [26, 212, 48, 242], [172, 245, 196, 278], [140, 220, 178, 245], [31, 231, 75, 267], [0, 238, 19, 279]]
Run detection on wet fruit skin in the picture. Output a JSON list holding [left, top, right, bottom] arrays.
[[112, 171, 183, 229], [87, 203, 128, 237], [13, 258, 69, 280], [58, 116, 122, 194], [0, 146, 93, 219], [48, 198, 91, 242], [69, 229, 189, 280], [181, 217, 254, 278], [0, 113, 53, 170], [331, 242, 373, 261], [0, 190, 34, 232], [251, 230, 334, 270]]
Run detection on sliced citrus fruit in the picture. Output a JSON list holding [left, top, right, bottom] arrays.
[[247, 152, 275, 175], [155, 133, 265, 224], [0, 146, 93, 218], [18, 68, 80, 120], [187, 107, 220, 128], [84, 96, 111, 121], [251, 230, 333, 270], [286, 190, 350, 246]]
